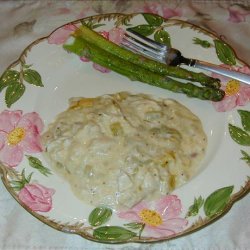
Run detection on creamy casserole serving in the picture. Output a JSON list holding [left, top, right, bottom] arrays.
[[42, 92, 207, 208]]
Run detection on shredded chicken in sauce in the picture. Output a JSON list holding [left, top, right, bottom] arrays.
[[42, 92, 207, 208]]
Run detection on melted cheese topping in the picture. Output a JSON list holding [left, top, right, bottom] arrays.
[[42, 92, 207, 209]]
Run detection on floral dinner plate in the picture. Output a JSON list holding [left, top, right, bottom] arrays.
[[0, 13, 249, 243]]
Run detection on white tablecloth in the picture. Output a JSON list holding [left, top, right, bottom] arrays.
[[0, 1, 249, 249]]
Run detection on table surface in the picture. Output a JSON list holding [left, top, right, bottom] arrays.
[[0, 1, 250, 249]]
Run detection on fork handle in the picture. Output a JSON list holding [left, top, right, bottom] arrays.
[[193, 60, 250, 85]]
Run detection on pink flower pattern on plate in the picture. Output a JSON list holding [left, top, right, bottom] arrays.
[[0, 110, 44, 167], [212, 65, 250, 112], [48, 24, 77, 45], [18, 183, 55, 212], [118, 195, 188, 237]]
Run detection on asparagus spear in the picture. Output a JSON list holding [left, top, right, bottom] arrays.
[[74, 25, 220, 88], [64, 37, 224, 101]]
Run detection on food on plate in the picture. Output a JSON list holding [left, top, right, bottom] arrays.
[[42, 92, 207, 208], [63, 25, 224, 101]]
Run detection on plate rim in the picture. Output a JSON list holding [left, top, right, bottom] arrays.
[[0, 12, 249, 244]]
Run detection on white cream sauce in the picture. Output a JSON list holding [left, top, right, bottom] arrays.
[[42, 92, 207, 209]]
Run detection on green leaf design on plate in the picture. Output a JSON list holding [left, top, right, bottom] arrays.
[[80, 20, 105, 30], [238, 110, 250, 132], [186, 196, 204, 217], [204, 186, 234, 218], [127, 25, 155, 36], [229, 124, 250, 146], [23, 69, 43, 87], [124, 222, 145, 238], [142, 13, 163, 26], [93, 226, 136, 241], [26, 155, 52, 176], [214, 39, 236, 65], [193, 37, 211, 48], [23, 64, 32, 69], [11, 169, 33, 191], [124, 222, 144, 230], [0, 69, 20, 92], [5, 81, 25, 108], [88, 206, 112, 227], [154, 29, 171, 47], [241, 150, 250, 166]]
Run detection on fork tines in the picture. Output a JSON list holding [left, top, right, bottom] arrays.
[[121, 30, 167, 62]]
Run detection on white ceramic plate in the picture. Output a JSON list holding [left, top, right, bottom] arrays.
[[0, 13, 249, 243]]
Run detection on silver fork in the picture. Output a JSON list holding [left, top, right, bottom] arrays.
[[121, 30, 250, 85]]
